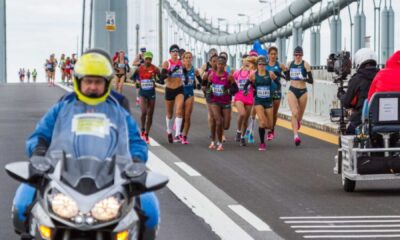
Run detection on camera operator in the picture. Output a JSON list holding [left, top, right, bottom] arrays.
[[341, 48, 379, 134]]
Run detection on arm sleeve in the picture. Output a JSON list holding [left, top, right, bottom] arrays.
[[26, 102, 63, 157], [306, 71, 314, 84], [126, 114, 148, 163]]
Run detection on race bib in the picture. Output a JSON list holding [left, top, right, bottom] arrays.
[[290, 68, 303, 80], [212, 84, 225, 97], [140, 79, 154, 90], [257, 86, 270, 98], [72, 113, 111, 138], [238, 79, 247, 91], [118, 63, 125, 68], [170, 68, 183, 78]]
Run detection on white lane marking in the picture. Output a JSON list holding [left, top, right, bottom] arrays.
[[285, 220, 400, 224], [281, 216, 400, 219], [292, 224, 400, 228], [147, 151, 254, 240], [55, 82, 73, 92], [297, 229, 400, 233], [174, 162, 202, 177], [149, 137, 160, 147], [229, 205, 271, 232], [303, 234, 400, 238]]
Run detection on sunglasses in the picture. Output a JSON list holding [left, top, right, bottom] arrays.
[[294, 54, 302, 57], [258, 63, 266, 65], [170, 50, 179, 53]]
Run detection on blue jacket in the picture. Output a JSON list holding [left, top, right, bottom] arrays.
[[26, 95, 148, 162]]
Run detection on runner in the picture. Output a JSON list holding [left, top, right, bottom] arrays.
[[44, 59, 54, 86], [132, 47, 147, 107], [285, 46, 313, 146], [245, 56, 274, 151], [200, 49, 218, 143], [26, 69, 31, 83], [233, 54, 254, 146], [113, 50, 130, 93], [160, 44, 185, 143], [208, 56, 238, 151], [49, 54, 57, 85], [245, 51, 259, 143], [64, 57, 73, 85], [70, 53, 77, 83], [32, 69, 37, 82], [59, 54, 66, 84], [266, 46, 287, 140], [132, 51, 160, 144], [181, 51, 202, 144]]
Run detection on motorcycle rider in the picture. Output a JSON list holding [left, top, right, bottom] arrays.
[[341, 48, 379, 134], [12, 49, 160, 239]]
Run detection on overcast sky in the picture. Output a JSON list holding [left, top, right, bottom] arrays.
[[6, 0, 399, 83]]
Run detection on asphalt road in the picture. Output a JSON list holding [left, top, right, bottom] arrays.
[[0, 83, 219, 240], [2, 83, 400, 240]]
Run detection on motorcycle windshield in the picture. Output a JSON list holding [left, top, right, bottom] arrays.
[[61, 157, 115, 195]]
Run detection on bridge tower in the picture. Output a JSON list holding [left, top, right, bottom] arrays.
[[0, 0, 6, 83], [93, 0, 128, 55]]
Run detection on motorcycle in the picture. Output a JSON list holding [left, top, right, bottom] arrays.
[[5, 150, 168, 240]]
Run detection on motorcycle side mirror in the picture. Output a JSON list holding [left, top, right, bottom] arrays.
[[5, 161, 32, 184], [123, 162, 146, 179], [144, 172, 169, 192]]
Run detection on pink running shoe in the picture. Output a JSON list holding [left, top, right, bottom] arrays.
[[217, 144, 224, 151], [294, 136, 301, 146], [209, 142, 216, 149], [258, 143, 266, 151], [174, 135, 182, 143], [267, 131, 274, 141], [181, 136, 189, 145]]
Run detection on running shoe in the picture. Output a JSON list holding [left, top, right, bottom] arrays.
[[145, 135, 150, 144], [167, 133, 173, 143], [209, 141, 216, 149], [248, 132, 255, 144], [267, 131, 274, 141], [174, 135, 182, 143], [141, 131, 146, 140], [181, 136, 189, 145], [235, 132, 241, 142], [294, 136, 301, 146], [258, 143, 266, 151], [217, 144, 224, 151], [244, 129, 250, 139], [240, 138, 246, 146]]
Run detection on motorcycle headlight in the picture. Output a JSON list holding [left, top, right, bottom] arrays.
[[50, 192, 79, 219], [91, 195, 122, 221]]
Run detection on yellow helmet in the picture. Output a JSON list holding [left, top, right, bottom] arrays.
[[73, 49, 114, 105]]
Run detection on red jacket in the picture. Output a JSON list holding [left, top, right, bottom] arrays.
[[368, 51, 400, 101]]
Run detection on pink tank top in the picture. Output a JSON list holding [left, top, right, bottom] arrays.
[[233, 69, 254, 102], [210, 71, 231, 105], [167, 59, 183, 79]]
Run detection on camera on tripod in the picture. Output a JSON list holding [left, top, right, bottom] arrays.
[[327, 51, 352, 130]]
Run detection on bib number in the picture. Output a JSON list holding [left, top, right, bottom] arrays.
[[238, 79, 247, 91], [140, 79, 154, 90], [212, 84, 225, 97], [290, 68, 303, 80], [257, 86, 270, 98]]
